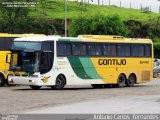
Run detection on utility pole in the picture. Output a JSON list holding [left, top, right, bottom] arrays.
[[140, 4, 142, 11], [150, 5, 151, 12], [64, 0, 67, 37]]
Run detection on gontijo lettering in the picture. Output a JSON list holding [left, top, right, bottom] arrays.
[[98, 59, 126, 65]]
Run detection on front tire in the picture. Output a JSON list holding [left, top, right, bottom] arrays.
[[51, 76, 66, 90], [117, 74, 126, 88], [126, 74, 136, 87], [30, 85, 42, 90], [0, 74, 5, 87]]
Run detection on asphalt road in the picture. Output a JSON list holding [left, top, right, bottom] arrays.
[[1, 79, 160, 114]]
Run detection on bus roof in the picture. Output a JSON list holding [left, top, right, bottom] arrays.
[[14, 35, 61, 42], [0, 33, 45, 37], [78, 35, 124, 40], [61, 35, 153, 44], [13, 35, 152, 44]]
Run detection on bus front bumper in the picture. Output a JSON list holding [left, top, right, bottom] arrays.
[[8, 76, 44, 86]]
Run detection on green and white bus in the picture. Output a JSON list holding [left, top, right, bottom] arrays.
[[8, 35, 153, 89]]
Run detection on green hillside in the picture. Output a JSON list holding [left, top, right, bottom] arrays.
[[30, 0, 160, 21]]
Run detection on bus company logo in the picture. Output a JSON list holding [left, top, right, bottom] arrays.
[[98, 59, 126, 65], [140, 61, 149, 64]]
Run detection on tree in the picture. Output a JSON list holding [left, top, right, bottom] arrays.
[[69, 14, 128, 37], [0, 0, 30, 33], [124, 18, 160, 41], [0, 0, 56, 34]]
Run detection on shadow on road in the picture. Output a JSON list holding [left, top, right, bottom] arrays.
[[10, 84, 151, 91]]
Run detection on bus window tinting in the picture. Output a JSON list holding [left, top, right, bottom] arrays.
[[0, 38, 13, 50], [40, 52, 54, 74], [131, 45, 144, 57], [145, 45, 151, 57], [117, 45, 131, 57], [57, 43, 71, 56], [104, 44, 116, 56], [88, 44, 102, 56], [72, 44, 87, 56], [57, 42, 152, 57], [42, 41, 54, 52], [12, 42, 42, 51]]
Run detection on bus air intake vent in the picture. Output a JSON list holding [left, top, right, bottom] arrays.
[[22, 75, 29, 77], [15, 74, 20, 76]]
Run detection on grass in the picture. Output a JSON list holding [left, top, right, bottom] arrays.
[[29, 0, 160, 22]]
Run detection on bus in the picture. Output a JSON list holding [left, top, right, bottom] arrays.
[[7, 35, 153, 89], [0, 33, 45, 87]]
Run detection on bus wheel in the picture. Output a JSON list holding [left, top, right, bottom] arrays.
[[126, 74, 136, 87], [91, 84, 104, 88], [117, 74, 126, 88], [0, 74, 5, 87], [51, 76, 66, 90], [30, 85, 42, 90]]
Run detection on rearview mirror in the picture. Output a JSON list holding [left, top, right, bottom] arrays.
[[6, 53, 11, 64]]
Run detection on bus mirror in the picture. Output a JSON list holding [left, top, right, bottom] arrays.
[[6, 54, 11, 64]]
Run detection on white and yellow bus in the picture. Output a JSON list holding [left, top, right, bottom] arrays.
[[8, 35, 153, 89], [0, 33, 45, 87]]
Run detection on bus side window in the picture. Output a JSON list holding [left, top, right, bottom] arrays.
[[104, 44, 116, 56], [88, 44, 102, 56], [131, 45, 145, 57], [72, 43, 87, 56], [57, 43, 72, 56], [40, 52, 53, 74], [73, 44, 81, 56], [39, 53, 48, 75], [117, 44, 131, 57], [145, 45, 151, 57], [40, 53, 45, 65]]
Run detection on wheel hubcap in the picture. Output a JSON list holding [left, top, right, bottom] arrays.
[[56, 79, 62, 88], [120, 77, 124, 83], [129, 76, 134, 84]]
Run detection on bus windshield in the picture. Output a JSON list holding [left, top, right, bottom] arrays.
[[11, 42, 42, 51], [21, 52, 39, 72], [10, 52, 54, 73], [10, 52, 40, 72], [10, 41, 54, 73]]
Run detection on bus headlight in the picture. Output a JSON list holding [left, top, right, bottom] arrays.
[[8, 79, 14, 83], [29, 80, 35, 83]]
